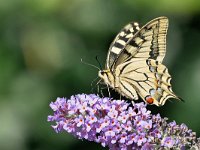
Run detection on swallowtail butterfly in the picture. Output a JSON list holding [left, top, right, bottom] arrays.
[[98, 16, 181, 106]]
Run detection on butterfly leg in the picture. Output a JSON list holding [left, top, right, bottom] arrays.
[[90, 77, 100, 93], [90, 76, 99, 87], [100, 88, 104, 97], [94, 79, 102, 95], [91, 84, 96, 93], [97, 84, 100, 94], [131, 100, 135, 106], [107, 84, 111, 98]]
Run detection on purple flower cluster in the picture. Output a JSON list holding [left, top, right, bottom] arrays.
[[48, 94, 200, 150]]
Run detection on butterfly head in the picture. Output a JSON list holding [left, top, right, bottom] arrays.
[[98, 70, 114, 86]]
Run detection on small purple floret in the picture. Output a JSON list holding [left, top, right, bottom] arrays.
[[48, 94, 200, 149]]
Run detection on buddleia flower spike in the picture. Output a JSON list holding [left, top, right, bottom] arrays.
[[48, 94, 200, 149]]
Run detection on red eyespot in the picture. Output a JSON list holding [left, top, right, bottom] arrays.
[[146, 96, 154, 104]]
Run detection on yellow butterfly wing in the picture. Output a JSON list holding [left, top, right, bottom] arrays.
[[100, 16, 181, 106]]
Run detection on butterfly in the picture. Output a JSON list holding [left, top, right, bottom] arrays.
[[98, 16, 181, 106]]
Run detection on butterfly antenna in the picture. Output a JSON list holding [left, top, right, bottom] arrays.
[[80, 59, 100, 70], [95, 56, 103, 70]]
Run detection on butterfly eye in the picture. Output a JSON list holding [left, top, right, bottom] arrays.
[[100, 71, 104, 75]]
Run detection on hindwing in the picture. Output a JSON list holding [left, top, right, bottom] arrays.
[[115, 59, 178, 106]]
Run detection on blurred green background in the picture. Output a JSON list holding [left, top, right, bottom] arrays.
[[0, 0, 200, 150]]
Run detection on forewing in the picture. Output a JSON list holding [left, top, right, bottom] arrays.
[[123, 17, 168, 62], [112, 17, 168, 72], [106, 22, 140, 70], [115, 59, 179, 106]]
